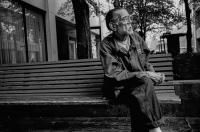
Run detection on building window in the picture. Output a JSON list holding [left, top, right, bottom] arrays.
[[91, 27, 101, 59], [0, 0, 46, 64]]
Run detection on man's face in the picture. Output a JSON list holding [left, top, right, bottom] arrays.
[[112, 9, 133, 35]]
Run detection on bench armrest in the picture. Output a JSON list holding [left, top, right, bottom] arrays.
[[166, 80, 200, 85]]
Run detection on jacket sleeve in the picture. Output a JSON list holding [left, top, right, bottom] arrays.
[[145, 62, 155, 72], [134, 32, 155, 72], [99, 41, 140, 82], [143, 46, 155, 72]]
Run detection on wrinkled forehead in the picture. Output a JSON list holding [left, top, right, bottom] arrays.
[[113, 9, 129, 20]]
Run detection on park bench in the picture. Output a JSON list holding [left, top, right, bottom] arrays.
[[1, 53, 200, 131], [0, 53, 175, 107]]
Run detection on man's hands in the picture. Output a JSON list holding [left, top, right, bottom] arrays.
[[146, 71, 165, 85], [136, 71, 165, 85], [136, 71, 149, 78]]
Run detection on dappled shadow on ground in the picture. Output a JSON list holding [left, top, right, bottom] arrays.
[[0, 117, 194, 132]]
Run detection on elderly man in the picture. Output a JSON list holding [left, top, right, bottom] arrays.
[[99, 8, 164, 132]]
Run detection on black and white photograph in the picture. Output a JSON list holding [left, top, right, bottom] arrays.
[[0, 0, 200, 131]]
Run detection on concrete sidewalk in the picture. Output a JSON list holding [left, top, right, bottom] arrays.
[[1, 92, 199, 132], [58, 117, 197, 132], [1, 116, 198, 132]]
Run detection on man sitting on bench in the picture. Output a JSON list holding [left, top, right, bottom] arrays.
[[99, 8, 165, 132]]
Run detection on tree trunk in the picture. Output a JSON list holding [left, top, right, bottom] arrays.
[[184, 0, 193, 53], [71, 0, 92, 59], [139, 24, 146, 40]]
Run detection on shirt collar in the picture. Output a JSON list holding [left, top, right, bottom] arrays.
[[110, 33, 136, 55]]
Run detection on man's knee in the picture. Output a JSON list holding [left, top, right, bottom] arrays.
[[137, 77, 154, 86]]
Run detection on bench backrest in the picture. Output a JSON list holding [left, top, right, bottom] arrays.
[[149, 54, 174, 93], [0, 54, 173, 99]]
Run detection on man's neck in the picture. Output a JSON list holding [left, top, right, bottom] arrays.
[[113, 32, 129, 42]]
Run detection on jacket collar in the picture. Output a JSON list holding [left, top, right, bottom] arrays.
[[108, 33, 136, 55]]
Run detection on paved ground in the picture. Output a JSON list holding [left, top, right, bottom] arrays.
[[1, 116, 198, 132], [1, 92, 199, 132], [59, 117, 197, 132]]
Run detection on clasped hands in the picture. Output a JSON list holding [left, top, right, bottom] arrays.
[[136, 71, 165, 85]]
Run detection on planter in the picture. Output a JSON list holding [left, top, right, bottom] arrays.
[[173, 53, 200, 116], [173, 53, 200, 80]]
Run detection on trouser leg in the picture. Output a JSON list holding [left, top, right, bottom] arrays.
[[129, 97, 149, 132], [117, 77, 162, 131]]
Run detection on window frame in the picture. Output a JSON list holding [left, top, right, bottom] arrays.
[[18, 0, 48, 62]]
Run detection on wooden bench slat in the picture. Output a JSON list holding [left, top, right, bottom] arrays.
[[0, 74, 104, 82], [0, 62, 172, 73], [0, 86, 174, 94], [0, 74, 172, 83], [0, 57, 172, 71], [0, 84, 175, 92], [153, 67, 173, 71], [167, 80, 200, 85], [155, 90, 175, 93], [0, 66, 171, 77], [0, 94, 103, 98], [149, 57, 173, 62], [0, 53, 172, 68], [0, 85, 173, 92], [0, 59, 100, 68], [149, 54, 172, 58], [0, 61, 172, 73], [0, 70, 104, 78], [0, 96, 108, 105], [154, 85, 174, 90], [0, 83, 103, 90], [158, 81, 174, 86], [0, 68, 171, 79], [0, 95, 104, 99], [0, 88, 175, 98], [162, 72, 173, 76], [0, 76, 172, 84], [0, 87, 102, 94], [0, 60, 172, 72], [0, 94, 104, 100], [1, 79, 173, 87], [0, 89, 174, 105], [0, 62, 102, 71], [0, 79, 104, 86], [151, 62, 172, 67], [0, 66, 103, 75], [0, 92, 102, 97], [163, 77, 173, 81]]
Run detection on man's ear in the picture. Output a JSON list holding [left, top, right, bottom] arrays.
[[109, 22, 117, 31]]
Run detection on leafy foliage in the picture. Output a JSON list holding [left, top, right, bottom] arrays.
[[178, 0, 200, 52], [87, 0, 110, 16], [57, 0, 75, 23], [114, 0, 185, 39]]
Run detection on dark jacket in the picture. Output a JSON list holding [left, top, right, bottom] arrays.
[[99, 32, 154, 100]]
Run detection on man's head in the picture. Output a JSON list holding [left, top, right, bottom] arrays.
[[106, 8, 133, 35]]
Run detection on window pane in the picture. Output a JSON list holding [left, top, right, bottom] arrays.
[[0, 0, 26, 64], [25, 9, 46, 63], [91, 28, 100, 59]]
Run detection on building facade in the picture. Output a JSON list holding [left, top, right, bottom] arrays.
[[0, 0, 110, 64], [194, 4, 200, 52], [152, 1, 200, 54]]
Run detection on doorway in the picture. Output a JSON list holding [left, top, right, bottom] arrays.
[[56, 17, 76, 60]]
